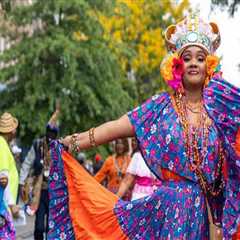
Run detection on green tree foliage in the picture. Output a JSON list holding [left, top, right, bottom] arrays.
[[0, 0, 137, 147]]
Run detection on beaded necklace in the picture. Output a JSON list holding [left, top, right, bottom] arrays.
[[175, 91, 224, 196], [113, 154, 128, 180]]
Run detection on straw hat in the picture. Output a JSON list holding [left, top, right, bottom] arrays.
[[0, 112, 18, 133]]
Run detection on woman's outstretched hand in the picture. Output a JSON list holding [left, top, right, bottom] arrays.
[[60, 134, 81, 153], [60, 135, 72, 148]]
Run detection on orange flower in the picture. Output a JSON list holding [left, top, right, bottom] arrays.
[[206, 55, 220, 77], [205, 55, 220, 86], [160, 53, 177, 81], [160, 53, 183, 90]]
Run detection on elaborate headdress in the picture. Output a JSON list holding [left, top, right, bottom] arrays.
[[165, 12, 221, 55], [160, 12, 221, 91]]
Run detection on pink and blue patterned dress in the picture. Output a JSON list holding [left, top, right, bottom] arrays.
[[0, 186, 15, 239], [48, 76, 240, 240]]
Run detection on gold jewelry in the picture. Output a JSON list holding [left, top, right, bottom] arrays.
[[89, 127, 97, 147], [186, 105, 201, 114], [175, 92, 224, 196], [185, 98, 202, 114], [70, 134, 81, 152], [113, 154, 128, 180]]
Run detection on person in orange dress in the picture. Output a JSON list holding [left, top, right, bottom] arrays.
[[94, 138, 131, 194]]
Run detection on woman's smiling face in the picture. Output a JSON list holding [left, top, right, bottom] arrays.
[[181, 46, 207, 89]]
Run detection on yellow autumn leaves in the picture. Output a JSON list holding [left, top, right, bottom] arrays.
[[71, 0, 189, 93], [97, 0, 189, 74]]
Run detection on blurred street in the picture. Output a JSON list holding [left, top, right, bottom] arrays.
[[16, 215, 34, 240]]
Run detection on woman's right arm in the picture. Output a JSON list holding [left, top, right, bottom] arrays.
[[62, 114, 134, 150]]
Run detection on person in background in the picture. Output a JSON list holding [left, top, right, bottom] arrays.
[[0, 112, 20, 221], [10, 139, 22, 173], [76, 152, 86, 165], [93, 153, 103, 175], [117, 138, 161, 200], [19, 106, 60, 240], [0, 170, 15, 239], [94, 138, 131, 194], [76, 152, 94, 175], [130, 137, 138, 156]]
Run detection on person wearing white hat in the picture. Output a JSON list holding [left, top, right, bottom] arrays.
[[0, 112, 19, 239]]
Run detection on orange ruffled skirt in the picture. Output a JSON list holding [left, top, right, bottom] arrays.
[[62, 151, 128, 240]]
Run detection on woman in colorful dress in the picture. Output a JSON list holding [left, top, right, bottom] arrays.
[[48, 13, 240, 240], [94, 138, 131, 194]]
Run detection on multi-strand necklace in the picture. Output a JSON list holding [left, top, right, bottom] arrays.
[[175, 91, 224, 197]]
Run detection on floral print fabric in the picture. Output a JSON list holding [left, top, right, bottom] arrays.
[[114, 181, 208, 239], [126, 76, 240, 239], [0, 186, 15, 240], [204, 75, 240, 239], [48, 142, 75, 240]]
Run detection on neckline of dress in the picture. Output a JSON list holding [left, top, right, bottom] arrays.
[[169, 94, 213, 129]]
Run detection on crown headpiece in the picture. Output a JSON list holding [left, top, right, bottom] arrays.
[[165, 12, 221, 55]]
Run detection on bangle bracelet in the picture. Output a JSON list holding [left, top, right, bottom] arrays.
[[89, 127, 97, 147], [70, 134, 81, 152]]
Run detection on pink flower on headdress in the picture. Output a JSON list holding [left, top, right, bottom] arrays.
[[170, 57, 184, 90], [160, 53, 184, 91], [173, 58, 184, 76]]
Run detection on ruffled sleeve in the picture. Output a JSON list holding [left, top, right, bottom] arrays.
[[127, 92, 171, 179], [204, 75, 240, 145], [203, 75, 240, 239], [127, 152, 153, 178]]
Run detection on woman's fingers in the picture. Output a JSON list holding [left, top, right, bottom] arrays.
[[59, 135, 72, 147]]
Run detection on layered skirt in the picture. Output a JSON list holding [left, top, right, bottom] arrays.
[[48, 142, 211, 240]]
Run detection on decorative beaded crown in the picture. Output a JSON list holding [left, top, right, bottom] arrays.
[[165, 13, 221, 55]]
